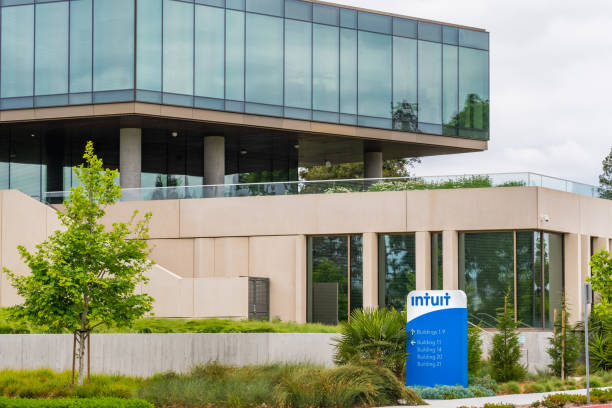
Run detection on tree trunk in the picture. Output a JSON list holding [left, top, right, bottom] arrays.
[[77, 330, 86, 386]]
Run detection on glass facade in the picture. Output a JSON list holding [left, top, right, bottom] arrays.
[[459, 231, 563, 328], [378, 234, 416, 311], [0, 0, 489, 139], [307, 235, 362, 324]]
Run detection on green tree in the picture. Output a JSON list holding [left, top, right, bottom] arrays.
[[491, 293, 525, 382], [3, 141, 153, 386], [599, 147, 612, 199], [468, 325, 483, 375], [299, 158, 421, 181], [587, 250, 612, 371], [546, 297, 581, 378]]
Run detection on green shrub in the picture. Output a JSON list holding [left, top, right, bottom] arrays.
[[497, 381, 521, 395], [412, 385, 495, 400], [469, 375, 497, 392], [522, 382, 545, 393], [491, 294, 526, 382], [0, 397, 152, 408], [546, 298, 581, 378], [468, 326, 483, 374], [333, 308, 406, 378], [0, 369, 141, 399], [137, 362, 424, 408], [459, 404, 515, 408], [324, 186, 354, 194]]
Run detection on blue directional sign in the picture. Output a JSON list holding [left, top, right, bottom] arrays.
[[405, 290, 468, 388]]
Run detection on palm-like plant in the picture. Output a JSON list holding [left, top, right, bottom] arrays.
[[333, 308, 407, 378]]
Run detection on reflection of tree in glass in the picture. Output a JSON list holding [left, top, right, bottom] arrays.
[[392, 100, 418, 132], [312, 237, 349, 322], [446, 93, 490, 131], [383, 235, 415, 311], [516, 232, 542, 328]]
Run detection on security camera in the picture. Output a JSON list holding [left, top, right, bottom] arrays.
[[541, 214, 550, 222]]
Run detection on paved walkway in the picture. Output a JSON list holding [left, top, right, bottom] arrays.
[[387, 387, 612, 407]]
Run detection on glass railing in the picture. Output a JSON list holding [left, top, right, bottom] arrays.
[[43, 172, 610, 204]]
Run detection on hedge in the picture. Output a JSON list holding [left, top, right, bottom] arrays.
[[0, 398, 153, 408]]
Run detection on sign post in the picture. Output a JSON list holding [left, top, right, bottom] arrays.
[[584, 283, 592, 405], [405, 290, 468, 388]]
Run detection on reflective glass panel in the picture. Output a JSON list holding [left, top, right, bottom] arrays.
[[308, 235, 362, 324], [459, 232, 514, 328], [442, 44, 458, 134], [543, 232, 563, 328], [137, 0, 162, 91], [313, 4, 338, 26], [339, 28, 356, 115], [458, 47, 489, 137], [93, 0, 134, 91], [70, 0, 93, 93], [284, 20, 312, 109], [245, 0, 283, 17], [358, 31, 391, 118], [459, 29, 489, 50], [313, 24, 339, 112], [392, 36, 417, 130], [10, 132, 41, 199], [195, 5, 225, 99], [418, 21, 441, 42], [35, 2, 69, 96], [430, 233, 443, 290], [225, 10, 244, 101], [418, 41, 442, 125], [516, 231, 542, 328], [245, 13, 283, 105], [163, 0, 194, 96], [378, 234, 415, 310], [358, 11, 391, 34], [1, 5, 34, 98], [285, 0, 311, 21], [0, 134, 8, 189]]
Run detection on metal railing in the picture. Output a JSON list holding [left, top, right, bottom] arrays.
[[43, 172, 610, 204]]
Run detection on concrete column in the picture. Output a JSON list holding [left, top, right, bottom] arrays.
[[362, 232, 378, 309], [442, 230, 459, 290], [295, 235, 307, 324], [364, 151, 383, 179], [119, 128, 141, 189], [564, 233, 583, 323], [204, 136, 225, 185], [592, 236, 610, 253], [415, 231, 431, 290]]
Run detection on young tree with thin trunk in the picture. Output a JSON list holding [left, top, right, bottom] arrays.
[[3, 141, 153, 385], [599, 147, 612, 199]]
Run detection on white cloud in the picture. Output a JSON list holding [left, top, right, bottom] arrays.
[[333, 0, 612, 185]]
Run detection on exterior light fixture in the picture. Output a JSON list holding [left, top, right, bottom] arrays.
[[325, 160, 332, 168], [240, 149, 248, 155], [30, 134, 36, 138], [171, 131, 178, 137], [294, 144, 300, 149]]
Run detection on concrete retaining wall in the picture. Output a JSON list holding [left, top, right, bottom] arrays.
[[0, 333, 337, 377], [0, 331, 553, 377]]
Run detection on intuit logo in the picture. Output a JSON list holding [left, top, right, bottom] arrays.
[[410, 292, 451, 307]]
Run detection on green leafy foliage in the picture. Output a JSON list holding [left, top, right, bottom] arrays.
[[0, 398, 152, 408], [468, 326, 483, 374], [299, 158, 421, 181], [412, 385, 495, 399], [333, 308, 407, 378], [532, 388, 612, 408], [598, 146, 612, 199], [491, 294, 526, 382], [546, 298, 581, 377], [2, 142, 153, 385], [0, 369, 140, 399], [459, 404, 514, 408], [136, 362, 424, 408], [587, 250, 612, 371]]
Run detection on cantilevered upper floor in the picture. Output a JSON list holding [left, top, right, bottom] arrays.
[[0, 0, 489, 144]]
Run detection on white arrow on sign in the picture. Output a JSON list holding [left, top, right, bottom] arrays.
[[410, 340, 416, 345], [410, 330, 415, 335]]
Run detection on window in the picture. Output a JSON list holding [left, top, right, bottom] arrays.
[[163, 0, 194, 98], [378, 234, 415, 310], [358, 31, 391, 119], [35, 2, 69, 96], [285, 20, 312, 109], [458, 47, 489, 139], [431, 232, 443, 290], [339, 28, 357, 115], [418, 40, 442, 126], [225, 10, 245, 101], [195, 5, 225, 99], [442, 45, 458, 135], [137, 0, 162, 92], [460, 231, 564, 328], [392, 36, 417, 130], [313, 24, 339, 113], [308, 235, 362, 324], [70, 0, 93, 94], [1, 5, 34, 100]]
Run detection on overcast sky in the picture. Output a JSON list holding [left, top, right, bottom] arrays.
[[333, 0, 612, 185]]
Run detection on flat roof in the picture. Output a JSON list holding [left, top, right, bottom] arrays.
[[306, 0, 488, 32]]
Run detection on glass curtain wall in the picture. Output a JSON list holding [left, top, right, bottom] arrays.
[[459, 231, 564, 328], [130, 0, 489, 139], [307, 235, 362, 325], [378, 234, 416, 311]]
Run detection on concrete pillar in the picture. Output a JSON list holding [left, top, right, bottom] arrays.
[[592, 236, 610, 253], [564, 233, 583, 324], [442, 230, 459, 290], [295, 235, 307, 324], [204, 136, 225, 185], [364, 151, 383, 179], [362, 232, 378, 308], [119, 128, 141, 189], [415, 231, 431, 290]]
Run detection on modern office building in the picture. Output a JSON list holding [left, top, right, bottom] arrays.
[[0, 0, 610, 330]]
